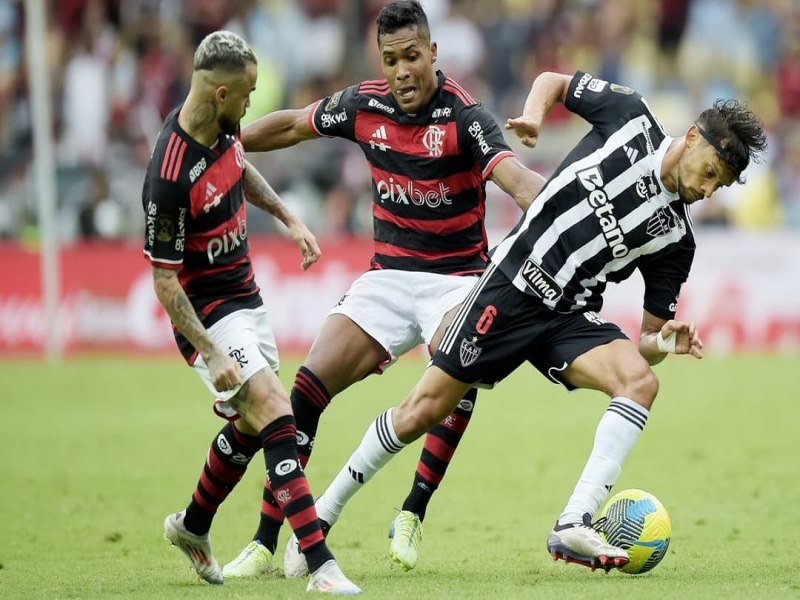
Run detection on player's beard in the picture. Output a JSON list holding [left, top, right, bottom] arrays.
[[676, 179, 692, 203], [675, 162, 695, 203], [219, 112, 240, 136]]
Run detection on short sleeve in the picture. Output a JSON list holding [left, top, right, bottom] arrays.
[[143, 177, 187, 269], [309, 85, 359, 140], [457, 104, 515, 180], [564, 71, 647, 132], [638, 234, 695, 320]]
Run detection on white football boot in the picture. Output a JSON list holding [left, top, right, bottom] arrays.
[[283, 533, 310, 578], [163, 511, 223, 584], [547, 513, 629, 572], [306, 559, 362, 595]]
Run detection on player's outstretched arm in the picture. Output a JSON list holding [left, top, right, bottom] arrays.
[[505, 71, 571, 148], [639, 309, 704, 365], [151, 266, 242, 391], [489, 157, 547, 211], [243, 162, 321, 270], [241, 104, 317, 152]]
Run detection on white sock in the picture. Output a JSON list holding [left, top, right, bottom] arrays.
[[559, 397, 649, 524], [316, 408, 406, 526]]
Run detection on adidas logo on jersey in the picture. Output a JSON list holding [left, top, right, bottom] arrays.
[[369, 125, 392, 152], [623, 144, 639, 164], [204, 181, 222, 213]]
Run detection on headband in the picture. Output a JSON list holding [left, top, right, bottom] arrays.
[[695, 122, 740, 175]]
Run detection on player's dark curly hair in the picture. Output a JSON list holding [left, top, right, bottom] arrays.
[[696, 99, 768, 184], [376, 0, 430, 44]]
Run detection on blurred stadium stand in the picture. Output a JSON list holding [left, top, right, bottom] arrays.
[[1, 0, 799, 241], [1, 0, 799, 357]]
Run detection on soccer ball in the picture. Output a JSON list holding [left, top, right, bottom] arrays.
[[595, 488, 671, 574]]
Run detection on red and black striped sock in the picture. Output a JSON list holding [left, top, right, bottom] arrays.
[[253, 367, 332, 549], [260, 415, 333, 573], [292, 365, 332, 465], [401, 388, 478, 521], [252, 479, 284, 553], [183, 422, 261, 536]]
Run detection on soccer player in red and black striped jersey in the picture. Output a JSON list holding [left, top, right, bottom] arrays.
[[306, 71, 767, 572], [222, 0, 547, 578], [142, 30, 360, 594]]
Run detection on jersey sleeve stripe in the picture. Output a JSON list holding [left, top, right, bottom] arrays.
[[481, 151, 515, 179], [373, 202, 482, 234], [374, 239, 487, 260], [308, 99, 324, 137], [169, 139, 187, 182], [443, 79, 475, 105], [160, 132, 178, 179], [143, 249, 182, 267], [358, 79, 390, 94]]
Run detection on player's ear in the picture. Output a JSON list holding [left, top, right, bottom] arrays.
[[686, 124, 701, 147], [215, 85, 228, 104], [430, 41, 437, 64]]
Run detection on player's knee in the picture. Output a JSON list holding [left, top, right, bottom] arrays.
[[625, 365, 659, 409]]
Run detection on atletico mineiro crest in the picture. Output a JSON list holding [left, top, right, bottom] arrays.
[[459, 336, 481, 367]]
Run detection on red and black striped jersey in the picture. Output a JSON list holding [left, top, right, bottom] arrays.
[[309, 71, 515, 276], [142, 107, 261, 361]]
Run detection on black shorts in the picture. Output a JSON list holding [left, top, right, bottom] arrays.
[[433, 263, 629, 390]]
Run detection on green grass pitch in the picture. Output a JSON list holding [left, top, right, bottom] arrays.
[[1, 353, 798, 598]]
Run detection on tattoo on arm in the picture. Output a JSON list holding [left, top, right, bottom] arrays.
[[242, 161, 293, 225], [152, 267, 217, 357]]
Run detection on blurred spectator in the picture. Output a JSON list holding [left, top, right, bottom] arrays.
[[77, 166, 124, 239], [3, 0, 800, 242]]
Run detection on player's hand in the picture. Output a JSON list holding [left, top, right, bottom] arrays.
[[660, 320, 704, 359], [206, 350, 244, 392], [286, 219, 321, 271], [505, 116, 541, 148]]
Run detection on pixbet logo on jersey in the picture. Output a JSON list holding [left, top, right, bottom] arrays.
[[375, 176, 453, 209], [206, 216, 247, 264]]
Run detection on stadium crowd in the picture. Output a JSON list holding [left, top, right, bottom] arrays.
[[0, 0, 798, 241]]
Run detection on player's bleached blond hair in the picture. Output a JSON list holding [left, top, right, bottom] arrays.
[[193, 31, 256, 73]]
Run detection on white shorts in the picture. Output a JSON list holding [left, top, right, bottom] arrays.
[[329, 270, 479, 371], [191, 306, 279, 418]]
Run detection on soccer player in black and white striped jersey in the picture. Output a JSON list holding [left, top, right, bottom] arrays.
[[309, 70, 767, 572]]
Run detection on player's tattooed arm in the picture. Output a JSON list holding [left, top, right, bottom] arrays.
[[152, 266, 216, 356], [243, 161, 321, 270], [151, 266, 243, 390], [242, 162, 293, 222]]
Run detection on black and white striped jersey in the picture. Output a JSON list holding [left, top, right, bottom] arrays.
[[491, 71, 695, 319]]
